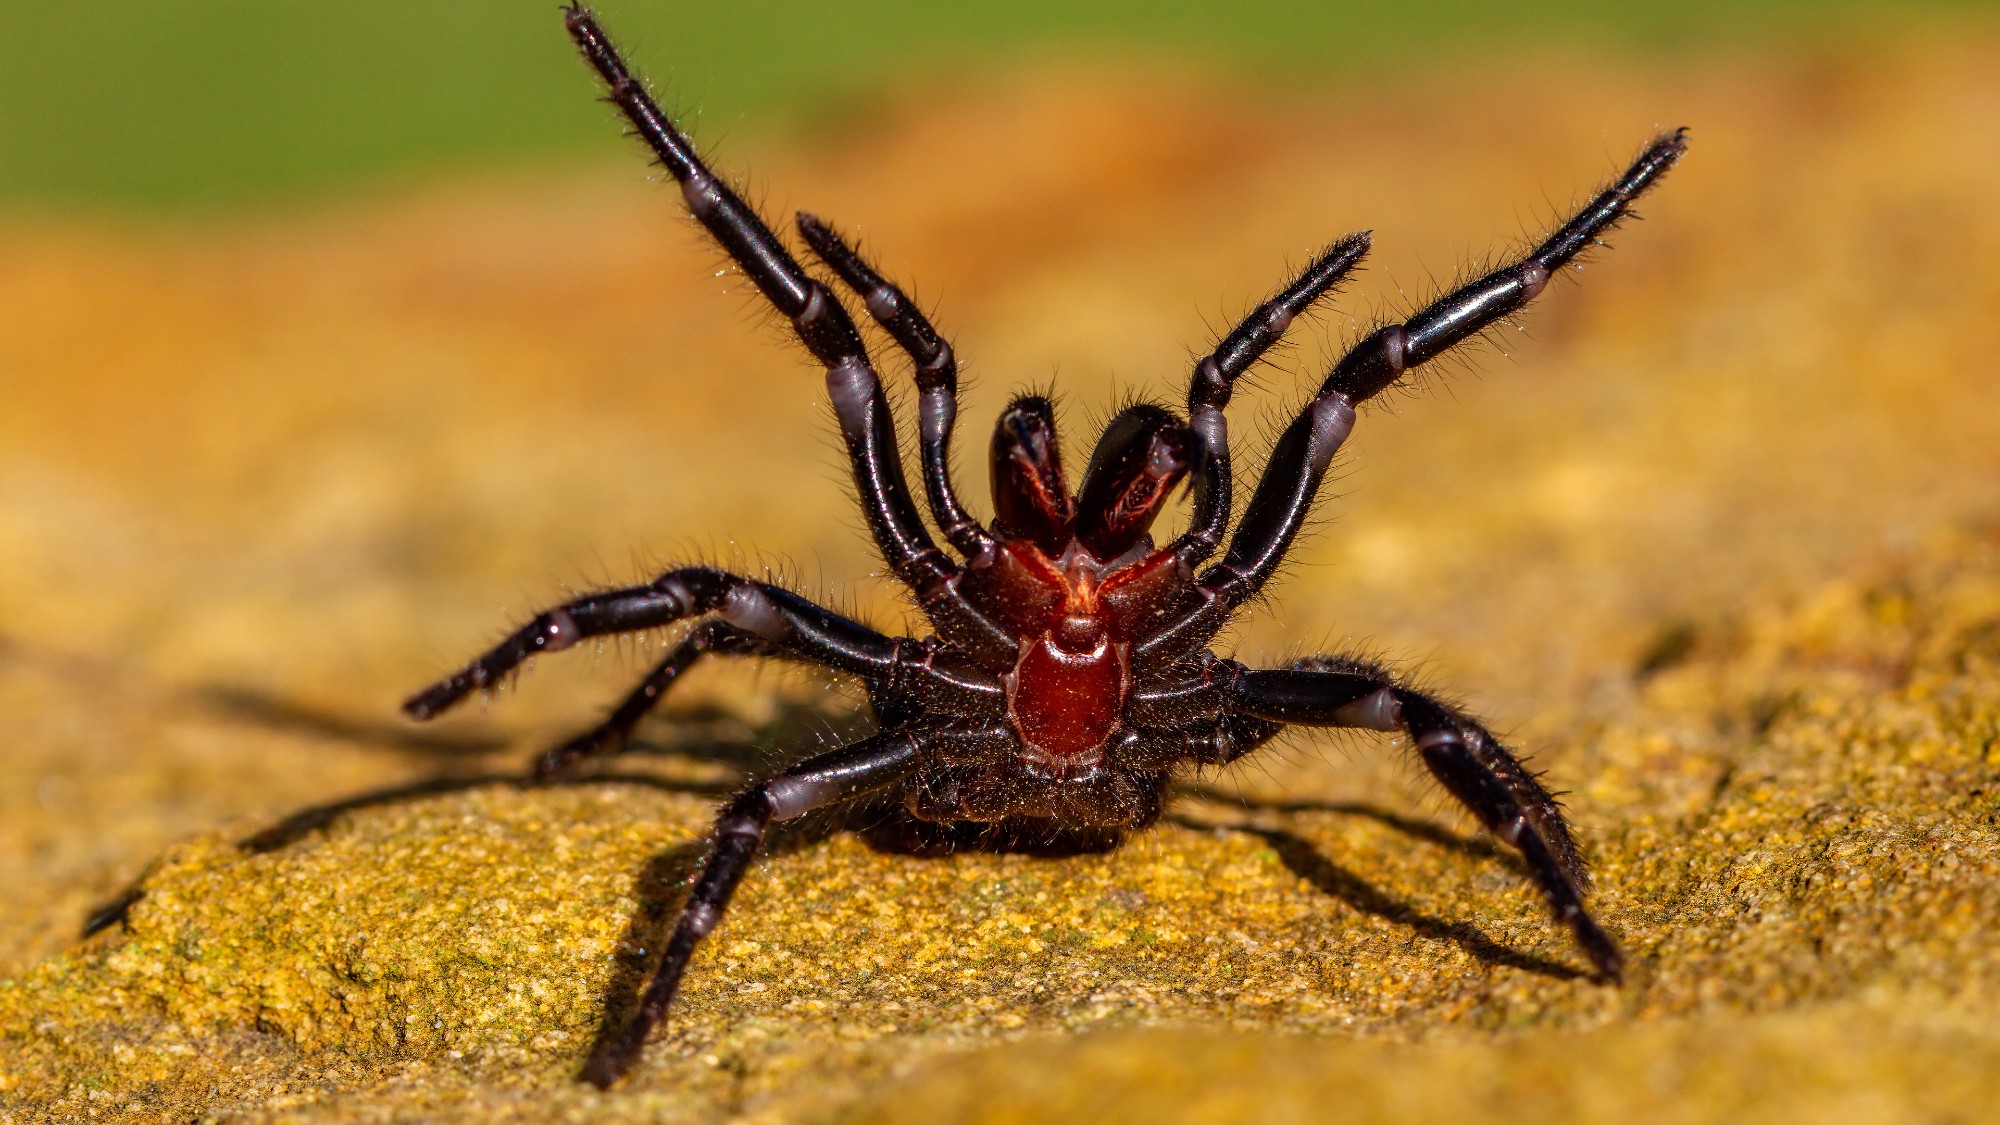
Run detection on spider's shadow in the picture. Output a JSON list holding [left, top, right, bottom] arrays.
[[81, 684, 796, 937], [78, 766, 744, 937], [1168, 805, 1586, 983], [86, 686, 1583, 1050], [1174, 782, 1584, 980], [1176, 781, 1522, 870]]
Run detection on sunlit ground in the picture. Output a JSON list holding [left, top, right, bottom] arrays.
[[2, 25, 1998, 1121]]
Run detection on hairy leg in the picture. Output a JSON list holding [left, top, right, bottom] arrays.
[[403, 566, 1002, 722], [1325, 130, 1689, 403], [582, 727, 928, 1086], [1137, 131, 1688, 667], [530, 620, 769, 781], [562, 6, 1014, 662], [1174, 233, 1371, 569], [1225, 656, 1620, 980], [796, 213, 998, 565]]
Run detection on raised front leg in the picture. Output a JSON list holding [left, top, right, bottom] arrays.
[[581, 728, 925, 1087], [796, 212, 998, 565], [1325, 129, 1688, 403], [1226, 657, 1621, 981], [1174, 233, 1371, 569], [1138, 131, 1687, 667], [562, 6, 1014, 662]]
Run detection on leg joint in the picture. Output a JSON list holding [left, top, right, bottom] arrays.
[[716, 790, 777, 838], [680, 900, 723, 938], [719, 585, 793, 642]]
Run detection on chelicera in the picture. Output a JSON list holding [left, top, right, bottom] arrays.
[[405, 5, 1687, 1087]]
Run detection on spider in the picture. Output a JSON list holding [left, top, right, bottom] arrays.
[[404, 4, 1686, 1088]]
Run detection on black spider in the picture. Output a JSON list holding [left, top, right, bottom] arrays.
[[404, 5, 1687, 1087]]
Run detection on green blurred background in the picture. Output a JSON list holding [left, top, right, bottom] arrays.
[[1, 0, 1988, 213]]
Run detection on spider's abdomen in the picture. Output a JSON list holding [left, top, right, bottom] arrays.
[[1007, 614, 1128, 768]]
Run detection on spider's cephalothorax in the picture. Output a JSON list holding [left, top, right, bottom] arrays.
[[404, 4, 1688, 1088]]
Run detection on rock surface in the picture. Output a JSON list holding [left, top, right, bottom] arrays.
[[3, 32, 1999, 1123]]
